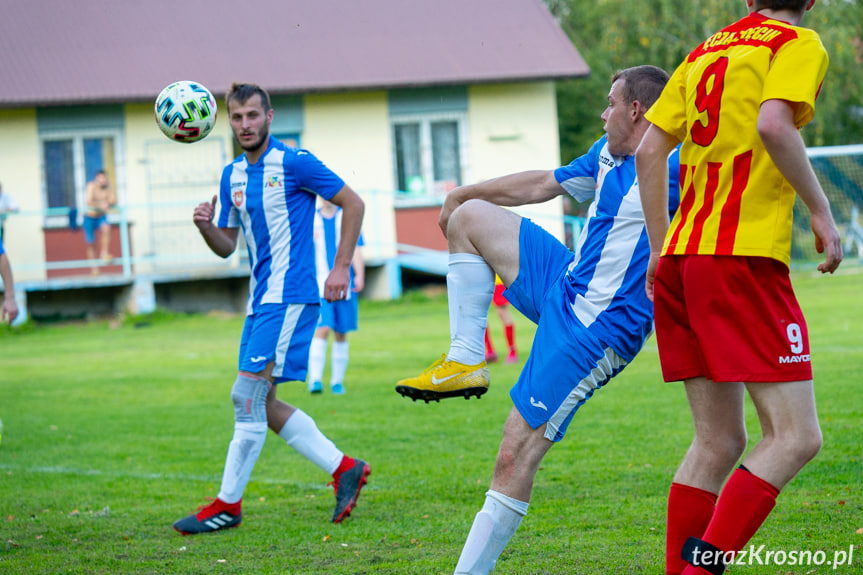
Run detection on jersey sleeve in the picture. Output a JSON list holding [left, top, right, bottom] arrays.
[[217, 164, 239, 228], [762, 30, 828, 128], [554, 137, 603, 203], [294, 150, 346, 200]]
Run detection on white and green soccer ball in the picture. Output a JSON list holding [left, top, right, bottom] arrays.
[[154, 80, 217, 143]]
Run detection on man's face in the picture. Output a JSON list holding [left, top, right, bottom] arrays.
[[600, 79, 634, 156], [95, 173, 108, 187], [228, 93, 273, 152]]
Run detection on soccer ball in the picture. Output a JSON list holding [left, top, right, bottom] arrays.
[[154, 81, 217, 143]]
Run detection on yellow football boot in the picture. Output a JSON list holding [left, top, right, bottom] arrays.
[[395, 354, 490, 402]]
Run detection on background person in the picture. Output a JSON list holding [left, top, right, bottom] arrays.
[[484, 275, 517, 364], [83, 170, 116, 274], [0, 238, 18, 324], [635, 1, 843, 573], [0, 182, 20, 243], [307, 199, 365, 395]]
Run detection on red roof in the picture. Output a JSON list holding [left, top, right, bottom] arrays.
[[0, 0, 589, 107]]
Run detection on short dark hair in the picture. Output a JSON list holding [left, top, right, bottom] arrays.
[[753, 0, 811, 12], [612, 65, 670, 111], [226, 83, 272, 112]]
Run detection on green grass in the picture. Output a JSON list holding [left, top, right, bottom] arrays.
[[0, 269, 861, 574]]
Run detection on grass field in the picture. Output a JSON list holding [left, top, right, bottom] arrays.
[[1, 268, 861, 574]]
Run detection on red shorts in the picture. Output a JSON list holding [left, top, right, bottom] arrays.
[[653, 255, 812, 383], [492, 283, 508, 307]]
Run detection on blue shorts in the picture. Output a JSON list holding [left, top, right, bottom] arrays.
[[505, 218, 628, 442], [238, 303, 320, 383], [317, 296, 358, 333], [83, 214, 107, 244]]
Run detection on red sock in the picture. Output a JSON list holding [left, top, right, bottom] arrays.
[[666, 483, 717, 575], [681, 468, 779, 575], [333, 455, 355, 479], [504, 324, 515, 351], [484, 328, 495, 354]]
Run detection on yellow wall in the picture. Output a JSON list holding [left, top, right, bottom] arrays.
[[0, 109, 45, 282], [468, 82, 564, 240], [303, 92, 397, 262]]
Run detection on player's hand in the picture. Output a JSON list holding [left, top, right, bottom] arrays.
[[438, 189, 466, 239], [193, 195, 217, 231], [323, 267, 350, 302], [1, 297, 18, 325], [811, 211, 843, 274], [644, 252, 660, 302]]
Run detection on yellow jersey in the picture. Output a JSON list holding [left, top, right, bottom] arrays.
[[645, 13, 828, 264]]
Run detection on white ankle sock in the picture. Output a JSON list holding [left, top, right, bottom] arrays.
[[446, 253, 494, 366], [454, 490, 529, 575], [278, 409, 343, 475]]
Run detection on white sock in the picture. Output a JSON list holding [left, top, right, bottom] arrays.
[[278, 409, 343, 475], [330, 341, 349, 384], [454, 490, 529, 575], [307, 337, 327, 383], [217, 421, 268, 504], [446, 253, 494, 366]]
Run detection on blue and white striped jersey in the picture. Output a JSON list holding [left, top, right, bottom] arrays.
[[554, 134, 680, 361], [218, 136, 345, 313], [312, 206, 364, 299]]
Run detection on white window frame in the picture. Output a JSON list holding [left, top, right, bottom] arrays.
[[391, 111, 470, 207], [39, 128, 125, 228]]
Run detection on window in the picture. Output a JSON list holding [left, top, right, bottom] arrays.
[[389, 87, 469, 203], [38, 106, 124, 227], [393, 113, 466, 199], [41, 134, 119, 224]]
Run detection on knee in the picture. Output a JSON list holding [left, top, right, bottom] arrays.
[[230, 373, 270, 423], [449, 199, 489, 238], [782, 426, 823, 466], [696, 429, 748, 468]]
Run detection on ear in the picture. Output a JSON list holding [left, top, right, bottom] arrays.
[[631, 100, 645, 122], [806, 0, 816, 11]]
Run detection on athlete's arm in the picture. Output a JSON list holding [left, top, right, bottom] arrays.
[[193, 194, 239, 258], [758, 99, 842, 274], [325, 185, 365, 302], [635, 123, 680, 301], [439, 170, 561, 238], [0, 252, 18, 324]]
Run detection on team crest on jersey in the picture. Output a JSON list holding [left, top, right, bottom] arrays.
[[232, 189, 244, 207], [265, 175, 282, 188]]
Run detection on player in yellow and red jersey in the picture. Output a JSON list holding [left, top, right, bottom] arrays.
[[635, 1, 843, 574]]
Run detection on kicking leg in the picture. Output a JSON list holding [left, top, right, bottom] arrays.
[[395, 201, 522, 402]]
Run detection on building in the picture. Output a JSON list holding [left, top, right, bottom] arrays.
[[0, 0, 588, 322]]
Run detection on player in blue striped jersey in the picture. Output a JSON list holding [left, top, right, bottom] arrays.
[[306, 199, 365, 395], [174, 83, 370, 535], [394, 66, 679, 574]]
